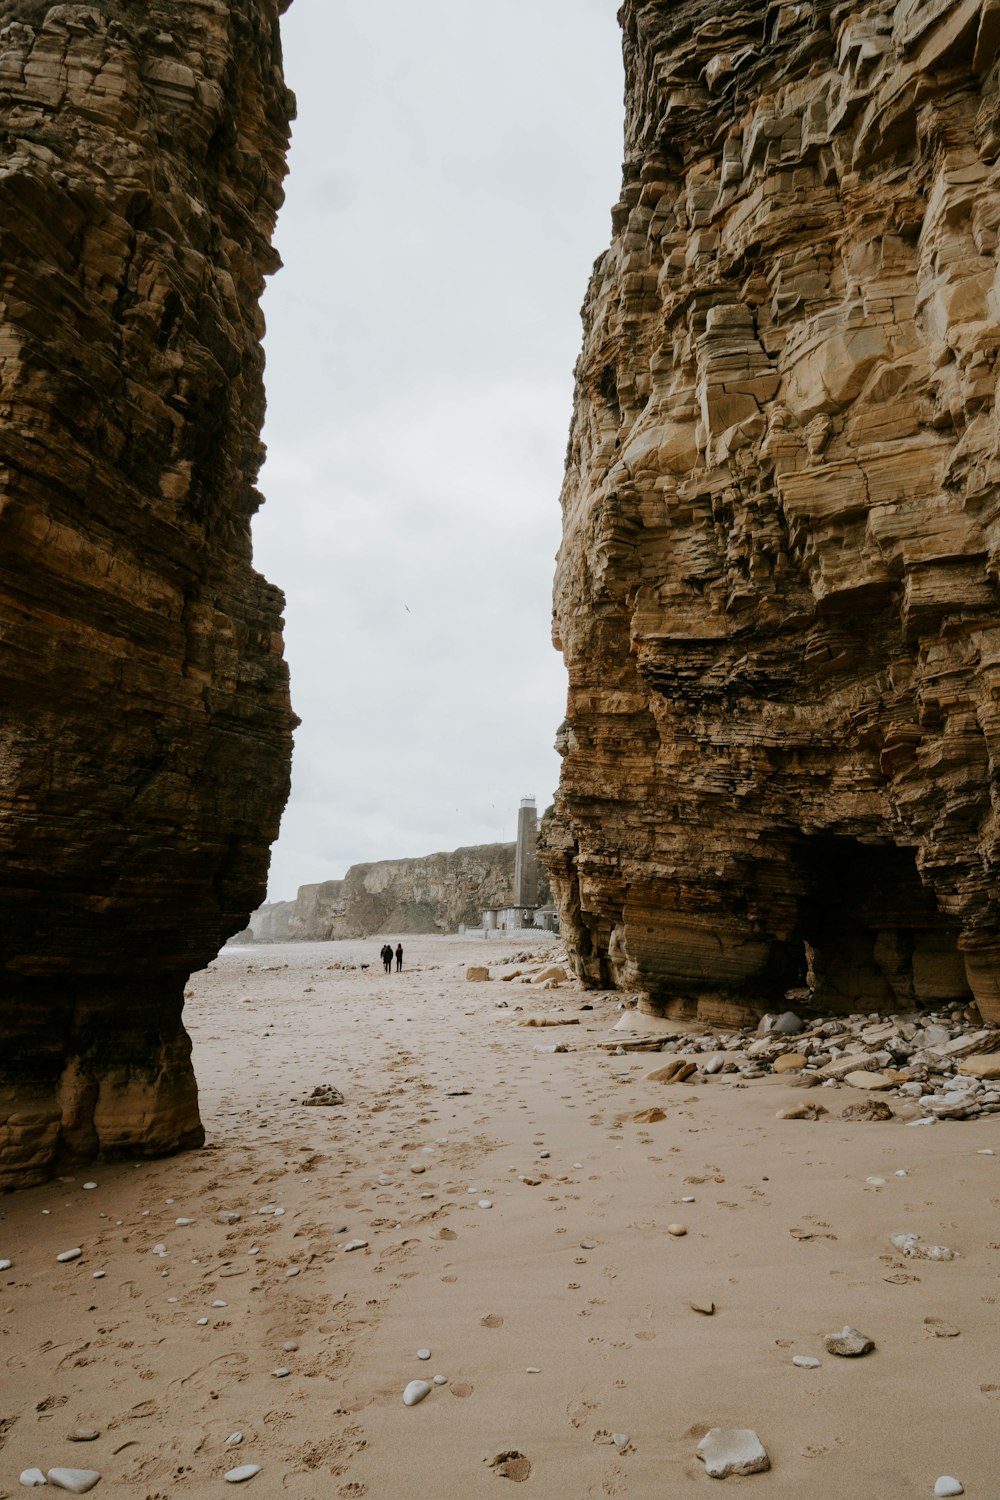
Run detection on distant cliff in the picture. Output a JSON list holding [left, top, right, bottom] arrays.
[[242, 843, 551, 941]]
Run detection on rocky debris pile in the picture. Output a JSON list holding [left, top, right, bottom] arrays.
[[299, 1085, 344, 1108], [628, 1002, 1000, 1121]]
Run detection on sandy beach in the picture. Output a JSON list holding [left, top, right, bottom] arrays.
[[1, 934, 998, 1497]]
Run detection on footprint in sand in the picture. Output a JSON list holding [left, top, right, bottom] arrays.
[[450, 1381, 474, 1398]]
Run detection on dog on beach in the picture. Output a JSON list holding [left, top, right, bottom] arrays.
[[360, 963, 369, 973]]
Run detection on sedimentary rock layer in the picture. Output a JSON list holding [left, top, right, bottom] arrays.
[[543, 0, 1000, 1024], [244, 843, 551, 941], [0, 1, 295, 1187]]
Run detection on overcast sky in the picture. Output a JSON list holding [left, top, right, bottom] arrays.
[[253, 0, 624, 901]]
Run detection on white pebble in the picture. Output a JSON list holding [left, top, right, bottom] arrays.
[[977, 1148, 994, 1155], [56, 1248, 82, 1263], [343, 1239, 367, 1252], [213, 1300, 228, 1308], [196, 1317, 209, 1326], [46, 1470, 102, 1493], [83, 1183, 97, 1191], [478, 1199, 493, 1209], [681, 1195, 695, 1203], [865, 1176, 885, 1189], [433, 1374, 447, 1385], [175, 1217, 194, 1226], [224, 1432, 243, 1447], [273, 1207, 285, 1217], [896, 1169, 908, 1177], [403, 1379, 432, 1406], [224, 1464, 261, 1483], [934, 1480, 964, 1497], [152, 1244, 167, 1256], [271, 1367, 290, 1378], [0, 1259, 11, 1271], [612, 1433, 629, 1448], [167, 1296, 178, 1303], [573, 1163, 583, 1169], [526, 1366, 541, 1374], [417, 1348, 431, 1360], [20, 1470, 47, 1487], [92, 1271, 105, 1279], [285, 1266, 300, 1277], [793, 1356, 820, 1368]]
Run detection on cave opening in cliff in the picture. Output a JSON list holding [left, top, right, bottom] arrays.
[[790, 835, 971, 1014]]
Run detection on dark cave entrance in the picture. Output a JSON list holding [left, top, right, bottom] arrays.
[[789, 836, 971, 1013]]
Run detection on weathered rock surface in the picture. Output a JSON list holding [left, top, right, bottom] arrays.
[[0, 1, 295, 1189], [243, 843, 550, 940], [542, 0, 1000, 1024]]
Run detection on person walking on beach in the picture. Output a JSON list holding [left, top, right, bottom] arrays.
[[395, 943, 403, 972], [380, 943, 392, 973]]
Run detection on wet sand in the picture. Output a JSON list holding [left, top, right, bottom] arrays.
[[1, 934, 997, 1497]]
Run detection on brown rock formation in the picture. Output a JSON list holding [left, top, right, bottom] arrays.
[[245, 843, 551, 941], [543, 0, 1000, 1024], [0, 2, 295, 1188]]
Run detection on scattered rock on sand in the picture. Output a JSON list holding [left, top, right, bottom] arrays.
[[224, 1465, 261, 1483], [934, 1478, 964, 1496], [20, 1471, 46, 1488], [824, 1325, 875, 1356], [792, 1355, 820, 1368], [403, 1379, 432, 1406], [487, 1450, 532, 1481], [0, 1258, 11, 1271], [889, 1232, 957, 1261], [689, 1297, 715, 1315], [772, 1053, 806, 1073], [776, 1103, 827, 1120], [696, 1427, 770, 1477], [46, 1471, 102, 1494], [532, 965, 568, 985], [56, 1248, 82, 1263], [67, 1428, 100, 1442], [667, 1223, 687, 1237], [302, 1084, 344, 1106], [842, 1099, 894, 1121], [466, 967, 490, 982]]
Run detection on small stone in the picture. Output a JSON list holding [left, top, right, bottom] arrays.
[[934, 1478, 964, 1496], [772, 1053, 807, 1073], [196, 1316, 209, 1325], [223, 1465, 261, 1483], [417, 1348, 431, 1360], [20, 1470, 47, 1487], [667, 1223, 687, 1237], [526, 1366, 541, 1373], [175, 1217, 194, 1226], [681, 1195, 695, 1203], [612, 1433, 629, 1447], [689, 1298, 715, 1315], [792, 1356, 820, 1368], [57, 1248, 82, 1263], [92, 1271, 105, 1279], [285, 1266, 300, 1277], [889, 1232, 957, 1261], [580, 1240, 595, 1249], [824, 1325, 875, 1357], [224, 1432, 242, 1447], [46, 1471, 102, 1494], [82, 1183, 97, 1191], [213, 1300, 228, 1308], [343, 1239, 367, 1252], [696, 1427, 770, 1478], [218, 1212, 241, 1225], [271, 1367, 290, 1378], [403, 1379, 432, 1406], [433, 1374, 448, 1385], [68, 1429, 100, 1443], [282, 1340, 298, 1352], [478, 1199, 493, 1209], [0, 1258, 11, 1271]]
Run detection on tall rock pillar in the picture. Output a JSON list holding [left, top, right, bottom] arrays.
[[542, 0, 1000, 1025], [0, 0, 296, 1187]]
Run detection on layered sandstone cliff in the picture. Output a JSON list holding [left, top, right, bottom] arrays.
[[543, 0, 1000, 1024], [0, 2, 295, 1188], [244, 843, 550, 941]]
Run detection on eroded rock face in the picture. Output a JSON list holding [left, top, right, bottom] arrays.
[[543, 0, 1000, 1024], [244, 844, 551, 941], [0, 1, 295, 1187]]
